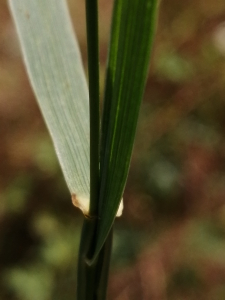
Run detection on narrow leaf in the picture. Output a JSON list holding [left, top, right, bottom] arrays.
[[93, 0, 159, 259], [9, 0, 90, 212]]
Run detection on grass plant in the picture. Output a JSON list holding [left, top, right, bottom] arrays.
[[8, 0, 159, 298]]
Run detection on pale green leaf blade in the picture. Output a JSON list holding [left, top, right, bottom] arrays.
[[9, 0, 90, 212], [93, 0, 159, 260]]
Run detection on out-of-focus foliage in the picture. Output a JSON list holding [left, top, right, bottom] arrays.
[[1, 0, 225, 299]]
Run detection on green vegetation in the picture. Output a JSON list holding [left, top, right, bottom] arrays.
[[8, 0, 158, 298], [1, 0, 225, 299]]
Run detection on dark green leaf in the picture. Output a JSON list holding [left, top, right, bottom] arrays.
[[92, 0, 159, 260]]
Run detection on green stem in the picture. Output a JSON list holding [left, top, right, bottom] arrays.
[[76, 218, 98, 299], [76, 218, 113, 300], [77, 1, 113, 299], [86, 0, 100, 216], [95, 228, 113, 300]]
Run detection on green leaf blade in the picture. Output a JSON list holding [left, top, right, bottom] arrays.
[[9, 0, 90, 212], [94, 0, 159, 259]]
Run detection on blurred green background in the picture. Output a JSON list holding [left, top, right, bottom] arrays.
[[1, 0, 225, 299]]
